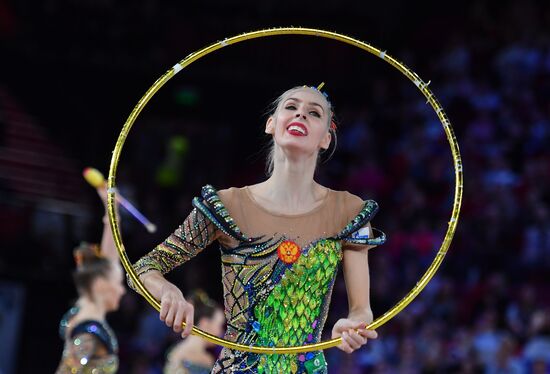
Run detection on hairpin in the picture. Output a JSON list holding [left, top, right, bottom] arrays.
[[302, 83, 336, 131], [74, 252, 83, 267]]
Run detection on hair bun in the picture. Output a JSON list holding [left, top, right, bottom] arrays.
[[188, 289, 216, 308], [73, 242, 102, 268], [72, 243, 111, 296], [186, 289, 220, 321]]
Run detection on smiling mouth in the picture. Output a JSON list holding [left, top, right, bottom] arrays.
[[286, 122, 308, 136]]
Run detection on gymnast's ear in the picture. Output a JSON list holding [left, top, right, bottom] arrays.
[[265, 116, 274, 135], [320, 131, 331, 150]]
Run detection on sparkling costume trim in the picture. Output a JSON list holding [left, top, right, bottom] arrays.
[[56, 306, 118, 374]]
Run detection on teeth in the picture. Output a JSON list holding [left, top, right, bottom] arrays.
[[288, 125, 306, 135]]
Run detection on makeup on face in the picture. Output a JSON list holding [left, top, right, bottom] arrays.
[[279, 93, 329, 137]]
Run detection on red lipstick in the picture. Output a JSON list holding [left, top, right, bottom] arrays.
[[286, 122, 308, 136]]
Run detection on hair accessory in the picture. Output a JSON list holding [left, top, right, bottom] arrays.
[[73, 243, 104, 268], [303, 83, 330, 100], [91, 244, 102, 257], [302, 82, 334, 121], [74, 251, 83, 267], [194, 289, 216, 307]]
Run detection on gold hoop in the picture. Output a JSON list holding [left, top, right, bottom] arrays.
[[107, 27, 463, 354]]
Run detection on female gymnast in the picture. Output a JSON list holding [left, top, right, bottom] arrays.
[[56, 187, 126, 373], [130, 85, 386, 373]]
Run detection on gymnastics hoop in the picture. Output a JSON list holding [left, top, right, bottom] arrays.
[[107, 27, 463, 354]]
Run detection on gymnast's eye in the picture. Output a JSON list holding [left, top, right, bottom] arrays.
[[309, 110, 321, 118], [285, 105, 297, 110]]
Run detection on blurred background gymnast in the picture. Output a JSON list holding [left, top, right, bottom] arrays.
[[164, 290, 225, 374], [56, 186, 126, 373]]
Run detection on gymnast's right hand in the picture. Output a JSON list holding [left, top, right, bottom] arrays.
[[159, 282, 194, 338]]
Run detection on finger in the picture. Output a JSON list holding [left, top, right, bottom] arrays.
[[173, 306, 184, 333], [338, 344, 353, 354], [164, 302, 176, 328], [348, 330, 367, 346], [331, 328, 342, 338], [182, 304, 194, 338], [343, 331, 362, 351], [340, 320, 367, 334], [350, 321, 368, 330], [338, 333, 354, 353], [343, 331, 360, 351], [357, 329, 378, 340], [159, 299, 171, 321], [333, 323, 356, 336]]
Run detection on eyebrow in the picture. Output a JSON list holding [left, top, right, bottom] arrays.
[[284, 97, 325, 113]]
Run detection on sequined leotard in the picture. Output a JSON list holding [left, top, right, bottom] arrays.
[[131, 185, 385, 373], [165, 360, 212, 374], [56, 306, 118, 373]]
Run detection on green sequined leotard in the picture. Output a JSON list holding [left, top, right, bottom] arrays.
[[131, 185, 386, 374]]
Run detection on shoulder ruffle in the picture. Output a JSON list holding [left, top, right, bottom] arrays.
[[192, 184, 250, 242], [70, 320, 118, 354], [334, 200, 386, 246]]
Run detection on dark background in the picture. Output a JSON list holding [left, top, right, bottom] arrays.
[[1, 1, 549, 373]]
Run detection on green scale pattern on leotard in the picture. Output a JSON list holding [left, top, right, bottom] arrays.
[[253, 239, 342, 373]]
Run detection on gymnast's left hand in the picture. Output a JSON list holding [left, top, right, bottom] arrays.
[[331, 318, 378, 353]]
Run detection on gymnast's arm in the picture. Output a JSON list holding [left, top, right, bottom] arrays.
[[332, 222, 379, 353], [129, 207, 219, 337], [97, 186, 121, 263]]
